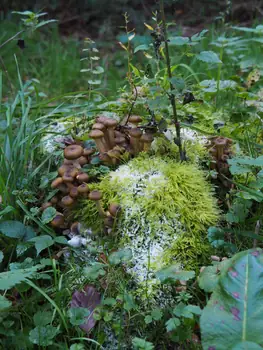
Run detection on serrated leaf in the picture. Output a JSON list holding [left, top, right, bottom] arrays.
[[29, 325, 58, 346], [0, 266, 41, 290], [184, 305, 202, 315], [197, 51, 222, 64], [201, 249, 263, 349], [0, 295, 12, 310], [144, 315, 153, 324], [156, 265, 195, 283], [134, 44, 149, 53], [29, 235, 54, 255], [68, 307, 90, 326], [109, 248, 132, 265], [198, 265, 220, 292], [132, 337, 154, 350], [70, 344, 85, 350], [166, 317, 181, 332], [41, 207, 56, 224], [83, 263, 106, 280], [151, 308, 163, 321]]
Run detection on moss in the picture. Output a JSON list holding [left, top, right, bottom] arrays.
[[79, 155, 218, 283]]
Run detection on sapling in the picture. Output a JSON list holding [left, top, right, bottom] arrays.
[[159, 0, 185, 161]]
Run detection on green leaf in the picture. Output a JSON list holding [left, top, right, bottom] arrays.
[[134, 44, 149, 53], [83, 263, 106, 280], [54, 236, 68, 245], [70, 344, 85, 350], [123, 292, 136, 311], [29, 235, 54, 255], [102, 298, 117, 306], [0, 295, 12, 310], [198, 265, 220, 292], [151, 308, 163, 321], [169, 36, 189, 46], [88, 80, 101, 85], [166, 317, 181, 332], [197, 51, 222, 64], [10, 257, 34, 270], [109, 248, 132, 265], [35, 19, 57, 29], [200, 249, 263, 349], [0, 221, 35, 240], [92, 66, 104, 75], [68, 307, 90, 326], [207, 226, 225, 248], [29, 325, 58, 346], [156, 265, 195, 283], [0, 266, 42, 290], [41, 207, 56, 224], [144, 315, 153, 324], [184, 305, 202, 315], [0, 251, 3, 263], [33, 311, 53, 326], [132, 337, 154, 350], [191, 29, 208, 42]]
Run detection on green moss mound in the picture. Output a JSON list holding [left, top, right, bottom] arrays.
[[80, 155, 218, 290]]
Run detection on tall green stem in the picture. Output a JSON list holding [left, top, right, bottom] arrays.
[[159, 0, 184, 161]]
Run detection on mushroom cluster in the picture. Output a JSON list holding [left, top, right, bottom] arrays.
[[206, 136, 233, 185], [89, 115, 155, 166], [41, 143, 95, 230]]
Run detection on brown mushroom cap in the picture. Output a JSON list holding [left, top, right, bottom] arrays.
[[114, 130, 124, 138], [77, 173, 89, 183], [115, 136, 126, 145], [62, 171, 74, 182], [69, 187, 79, 198], [83, 148, 95, 157], [57, 183, 69, 194], [92, 123, 106, 131], [61, 195, 74, 206], [89, 129, 104, 140], [128, 115, 142, 124], [89, 190, 102, 201], [70, 222, 80, 234], [51, 213, 65, 228], [129, 128, 142, 138], [50, 196, 59, 204], [78, 183, 89, 194], [96, 115, 110, 125], [58, 164, 70, 176], [109, 203, 121, 217], [141, 133, 154, 143], [104, 119, 118, 128], [41, 202, 52, 211], [78, 156, 88, 166], [51, 177, 63, 189], [64, 145, 84, 160]]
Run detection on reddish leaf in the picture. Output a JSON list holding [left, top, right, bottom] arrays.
[[70, 285, 101, 333]]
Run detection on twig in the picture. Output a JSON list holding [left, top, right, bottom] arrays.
[[159, 0, 185, 161], [0, 30, 24, 50]]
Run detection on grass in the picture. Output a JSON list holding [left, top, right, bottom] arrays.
[[1, 11, 263, 350]]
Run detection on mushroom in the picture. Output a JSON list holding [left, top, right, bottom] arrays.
[[58, 164, 71, 176], [129, 128, 142, 154], [64, 145, 83, 160], [99, 152, 112, 165], [107, 149, 121, 165], [61, 195, 74, 207], [57, 183, 69, 194], [51, 177, 63, 189], [128, 115, 142, 127], [83, 148, 95, 157], [51, 213, 65, 228], [108, 203, 121, 217], [104, 215, 114, 228], [50, 196, 59, 205], [41, 202, 52, 211], [77, 173, 89, 183], [77, 183, 89, 195], [69, 187, 79, 198], [78, 156, 88, 166], [70, 222, 80, 234], [140, 133, 154, 152], [62, 171, 74, 182], [88, 190, 105, 217], [104, 119, 118, 148], [92, 122, 106, 132], [89, 129, 108, 153], [214, 137, 228, 160], [115, 136, 127, 148]]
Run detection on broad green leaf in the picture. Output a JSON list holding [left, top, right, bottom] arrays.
[[102, 298, 117, 306], [70, 344, 85, 350], [33, 311, 53, 326], [191, 29, 208, 42], [144, 315, 153, 324], [166, 317, 181, 332], [197, 51, 222, 64], [134, 44, 149, 53], [201, 249, 263, 349], [198, 265, 220, 292], [41, 207, 56, 224], [109, 248, 132, 265], [83, 263, 106, 280], [151, 308, 163, 321], [10, 257, 34, 270], [184, 305, 202, 315], [156, 265, 195, 283], [0, 221, 35, 240], [169, 36, 189, 46], [68, 307, 90, 326], [0, 251, 3, 263], [29, 325, 58, 346], [207, 226, 225, 248], [0, 295, 12, 310], [54, 236, 68, 245], [123, 292, 136, 311], [0, 265, 42, 290], [29, 235, 54, 255]]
